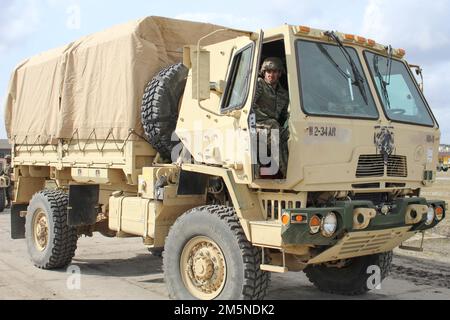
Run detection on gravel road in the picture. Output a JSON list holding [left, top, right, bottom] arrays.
[[1, 210, 449, 300]]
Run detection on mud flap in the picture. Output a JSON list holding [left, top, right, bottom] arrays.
[[177, 171, 208, 196], [10, 204, 28, 240], [68, 185, 100, 226]]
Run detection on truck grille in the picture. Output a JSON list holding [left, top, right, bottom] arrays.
[[356, 155, 384, 178], [356, 155, 407, 178], [258, 193, 303, 221], [261, 199, 302, 220], [387, 155, 408, 178]]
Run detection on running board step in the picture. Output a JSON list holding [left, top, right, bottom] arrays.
[[399, 245, 424, 252], [399, 231, 425, 252], [260, 264, 288, 273]]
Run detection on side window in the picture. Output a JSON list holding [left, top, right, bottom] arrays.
[[222, 45, 254, 111]]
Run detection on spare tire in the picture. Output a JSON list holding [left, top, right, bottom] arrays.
[[141, 63, 189, 160]]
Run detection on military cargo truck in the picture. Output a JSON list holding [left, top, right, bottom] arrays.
[[4, 16, 447, 300]]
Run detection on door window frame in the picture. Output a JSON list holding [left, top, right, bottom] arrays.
[[221, 43, 255, 113]]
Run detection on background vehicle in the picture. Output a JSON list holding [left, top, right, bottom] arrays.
[[5, 16, 446, 300], [437, 162, 449, 172]]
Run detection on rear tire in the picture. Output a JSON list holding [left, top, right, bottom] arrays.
[[163, 205, 270, 300], [304, 251, 393, 296], [25, 190, 78, 269]]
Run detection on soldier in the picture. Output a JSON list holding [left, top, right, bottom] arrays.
[[253, 57, 290, 177], [3, 155, 13, 208]]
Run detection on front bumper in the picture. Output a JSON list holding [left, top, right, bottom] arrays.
[[281, 197, 446, 246]]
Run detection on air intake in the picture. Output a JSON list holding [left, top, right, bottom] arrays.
[[356, 155, 384, 178], [356, 155, 407, 178], [387, 155, 408, 178]]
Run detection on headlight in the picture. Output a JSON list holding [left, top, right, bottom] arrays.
[[426, 207, 435, 226], [321, 212, 338, 238]]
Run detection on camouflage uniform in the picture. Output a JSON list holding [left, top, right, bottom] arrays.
[[3, 158, 13, 207], [253, 76, 290, 176]]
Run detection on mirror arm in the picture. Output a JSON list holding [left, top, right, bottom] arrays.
[[409, 64, 424, 92], [194, 29, 256, 117], [195, 29, 228, 117]]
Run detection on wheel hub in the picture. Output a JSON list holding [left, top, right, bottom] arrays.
[[33, 210, 49, 251], [193, 255, 214, 281], [180, 237, 227, 300]]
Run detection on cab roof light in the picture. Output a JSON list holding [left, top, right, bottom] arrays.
[[297, 25, 311, 34], [344, 34, 355, 41], [367, 39, 376, 47], [356, 36, 367, 44], [397, 48, 406, 58]]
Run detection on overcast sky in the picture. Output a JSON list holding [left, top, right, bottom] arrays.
[[1, 0, 449, 141]]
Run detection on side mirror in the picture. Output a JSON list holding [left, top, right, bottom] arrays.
[[409, 64, 424, 92], [184, 45, 210, 101]]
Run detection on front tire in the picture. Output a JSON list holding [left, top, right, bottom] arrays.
[[163, 205, 270, 300], [25, 190, 78, 269], [304, 251, 393, 296]]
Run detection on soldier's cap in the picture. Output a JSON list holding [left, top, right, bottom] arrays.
[[5, 155, 11, 160], [260, 57, 286, 75]]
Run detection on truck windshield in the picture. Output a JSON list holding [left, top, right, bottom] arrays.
[[365, 51, 434, 126], [296, 40, 378, 119]]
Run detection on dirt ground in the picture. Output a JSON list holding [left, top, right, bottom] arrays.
[[421, 173, 450, 239], [0, 173, 449, 300]]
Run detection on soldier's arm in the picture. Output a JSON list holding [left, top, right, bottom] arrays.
[[253, 78, 264, 106], [252, 78, 268, 121]]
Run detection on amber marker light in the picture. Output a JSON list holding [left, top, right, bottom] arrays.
[[344, 34, 355, 41], [397, 48, 406, 57], [368, 39, 376, 47], [435, 206, 444, 221], [282, 213, 290, 226], [298, 26, 311, 34], [356, 36, 366, 44], [309, 215, 321, 234]]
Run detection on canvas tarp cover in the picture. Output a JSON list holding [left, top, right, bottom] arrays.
[[5, 16, 248, 144]]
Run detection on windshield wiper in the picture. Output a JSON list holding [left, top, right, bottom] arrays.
[[324, 31, 368, 105], [316, 43, 351, 81], [385, 45, 393, 85], [373, 54, 391, 108]]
